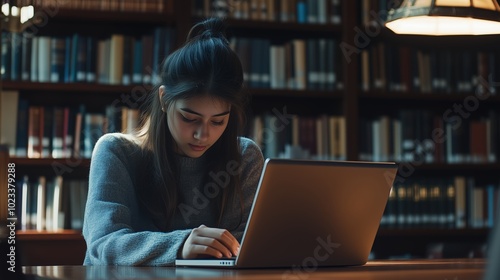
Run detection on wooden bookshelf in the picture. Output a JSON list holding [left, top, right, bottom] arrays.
[[373, 228, 491, 259], [17, 230, 86, 266], [360, 91, 500, 103], [10, 158, 91, 179], [38, 9, 173, 24], [2, 81, 152, 95]]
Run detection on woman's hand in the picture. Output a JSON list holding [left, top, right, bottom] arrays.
[[181, 225, 240, 259]]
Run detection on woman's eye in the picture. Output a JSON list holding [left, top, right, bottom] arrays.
[[181, 115, 196, 123], [212, 120, 224, 126]]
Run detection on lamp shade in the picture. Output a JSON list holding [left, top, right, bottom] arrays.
[[385, 0, 500, 35]]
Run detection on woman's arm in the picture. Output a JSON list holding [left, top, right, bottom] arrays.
[[228, 137, 264, 240], [82, 134, 190, 266]]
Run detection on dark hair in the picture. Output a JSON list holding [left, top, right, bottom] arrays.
[[136, 18, 247, 230]]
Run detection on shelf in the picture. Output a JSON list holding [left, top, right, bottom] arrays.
[[224, 18, 342, 34], [17, 229, 83, 241], [2, 82, 344, 100], [398, 163, 500, 179], [11, 158, 91, 179], [360, 91, 500, 103], [373, 228, 490, 259], [377, 228, 490, 238], [2, 81, 153, 95], [410, 163, 500, 172], [17, 230, 86, 265], [35, 8, 174, 25], [11, 158, 91, 168], [250, 88, 343, 99]]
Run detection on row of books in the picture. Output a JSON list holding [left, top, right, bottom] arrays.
[[359, 110, 499, 164], [14, 175, 88, 231], [193, 0, 342, 24], [26, 0, 168, 13], [248, 113, 346, 160], [1, 91, 140, 159], [380, 176, 499, 229], [360, 43, 500, 94], [230, 37, 340, 91], [1, 27, 176, 85]]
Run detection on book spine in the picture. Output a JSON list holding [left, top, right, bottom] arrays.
[[50, 38, 66, 83]]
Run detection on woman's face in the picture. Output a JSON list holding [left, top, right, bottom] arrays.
[[163, 90, 231, 158]]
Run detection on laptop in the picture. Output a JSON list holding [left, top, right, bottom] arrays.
[[175, 158, 398, 268]]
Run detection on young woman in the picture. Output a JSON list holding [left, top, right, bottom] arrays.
[[82, 18, 264, 266]]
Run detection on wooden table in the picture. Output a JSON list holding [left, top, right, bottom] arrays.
[[21, 259, 486, 279]]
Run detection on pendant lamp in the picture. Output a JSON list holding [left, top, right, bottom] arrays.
[[385, 0, 500, 35]]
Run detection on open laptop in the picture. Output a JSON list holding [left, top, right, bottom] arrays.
[[175, 158, 398, 268]]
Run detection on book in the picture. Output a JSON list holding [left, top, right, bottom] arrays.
[[52, 107, 65, 158], [50, 37, 66, 83], [10, 32, 22, 81], [21, 33, 33, 81], [73, 105, 86, 158], [83, 113, 104, 158], [36, 176, 47, 231], [270, 44, 286, 89], [42, 106, 53, 158], [1, 32, 11, 80], [109, 34, 125, 85], [64, 36, 72, 83], [292, 39, 306, 90], [63, 107, 75, 158], [52, 176, 65, 230], [0, 91, 19, 155], [122, 36, 133, 85], [30, 36, 39, 82], [469, 119, 488, 163], [20, 175, 30, 230], [37, 36, 52, 83], [76, 36, 88, 82], [142, 34, 154, 84], [97, 39, 110, 84], [27, 106, 43, 158], [132, 38, 143, 84], [86, 37, 97, 83]]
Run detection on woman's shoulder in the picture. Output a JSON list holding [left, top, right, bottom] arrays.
[[238, 136, 263, 159], [93, 133, 142, 157]]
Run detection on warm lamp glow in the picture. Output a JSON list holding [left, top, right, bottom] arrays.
[[20, 6, 34, 24], [385, 0, 500, 36], [386, 16, 500, 35], [1, 3, 36, 31], [1, 3, 9, 16]]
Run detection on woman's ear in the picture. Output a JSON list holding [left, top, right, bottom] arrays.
[[159, 86, 165, 111]]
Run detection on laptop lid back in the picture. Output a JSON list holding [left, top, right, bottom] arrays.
[[236, 158, 398, 268]]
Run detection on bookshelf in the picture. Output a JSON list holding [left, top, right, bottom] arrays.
[[0, 0, 498, 264], [356, 0, 500, 258]]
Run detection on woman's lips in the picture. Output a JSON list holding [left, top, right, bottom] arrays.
[[189, 144, 207, 151]]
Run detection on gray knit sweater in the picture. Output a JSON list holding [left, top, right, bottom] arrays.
[[82, 133, 264, 266]]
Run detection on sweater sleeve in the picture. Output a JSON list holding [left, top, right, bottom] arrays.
[[82, 134, 191, 266], [229, 137, 264, 241]]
